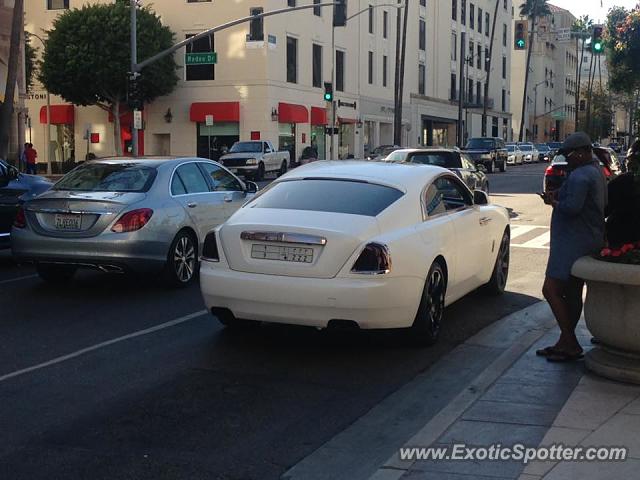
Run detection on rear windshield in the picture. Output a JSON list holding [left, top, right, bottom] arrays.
[[230, 142, 262, 153], [408, 152, 461, 168], [519, 144, 533, 151], [465, 138, 495, 149], [506, 145, 516, 152], [247, 179, 404, 217], [54, 163, 156, 192], [535, 144, 549, 150]]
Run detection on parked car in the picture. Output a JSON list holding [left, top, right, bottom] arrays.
[[517, 143, 539, 163], [0, 159, 52, 249], [219, 141, 290, 181], [11, 157, 258, 286], [462, 137, 507, 173], [366, 145, 399, 161], [543, 146, 617, 193], [385, 148, 489, 193], [535, 143, 552, 162], [506, 144, 524, 165], [199, 161, 510, 345]]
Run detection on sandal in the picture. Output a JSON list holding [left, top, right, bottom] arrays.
[[546, 351, 584, 363], [536, 346, 560, 357]]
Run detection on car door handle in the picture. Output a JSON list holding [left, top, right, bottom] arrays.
[[187, 202, 198, 208], [224, 195, 233, 203], [479, 217, 492, 226]]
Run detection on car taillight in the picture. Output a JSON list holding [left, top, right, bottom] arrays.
[[111, 208, 153, 233], [603, 167, 612, 178], [13, 206, 26, 228], [351, 243, 392, 274], [544, 166, 565, 177], [202, 231, 220, 262]]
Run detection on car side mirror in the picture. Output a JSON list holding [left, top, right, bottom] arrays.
[[474, 190, 489, 205], [245, 181, 259, 194], [476, 163, 488, 173]]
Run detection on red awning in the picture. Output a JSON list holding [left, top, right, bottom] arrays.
[[310, 106, 328, 126], [39, 105, 74, 125], [338, 117, 357, 125], [189, 102, 240, 122], [278, 102, 308, 124]]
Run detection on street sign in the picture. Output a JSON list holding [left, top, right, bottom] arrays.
[[555, 28, 571, 42], [552, 111, 567, 120], [205, 115, 214, 126], [133, 110, 143, 130], [185, 52, 217, 65], [325, 127, 339, 135]]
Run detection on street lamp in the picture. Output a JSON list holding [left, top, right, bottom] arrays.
[[29, 32, 51, 175]]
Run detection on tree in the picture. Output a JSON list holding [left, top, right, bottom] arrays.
[[606, 5, 640, 95], [571, 15, 593, 129], [0, 0, 24, 160], [24, 32, 36, 94], [39, 1, 178, 155], [482, 0, 500, 137], [518, 0, 551, 142]]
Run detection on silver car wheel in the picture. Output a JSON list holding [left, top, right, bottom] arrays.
[[174, 235, 196, 283]]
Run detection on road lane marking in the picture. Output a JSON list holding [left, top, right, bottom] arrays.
[[0, 274, 38, 285], [510, 225, 538, 240], [519, 230, 551, 249], [0, 309, 208, 383]]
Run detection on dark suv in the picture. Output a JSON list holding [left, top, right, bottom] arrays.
[[0, 160, 51, 249], [462, 137, 508, 173]]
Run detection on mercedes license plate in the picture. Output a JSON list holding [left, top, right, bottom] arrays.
[[251, 244, 313, 263], [54, 214, 81, 231]]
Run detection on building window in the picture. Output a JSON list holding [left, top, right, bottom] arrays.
[[503, 0, 507, 9], [383, 11, 388, 39], [450, 73, 457, 100], [368, 51, 374, 84], [502, 55, 506, 79], [419, 19, 426, 50], [419, 63, 426, 95], [485, 12, 490, 37], [336, 50, 345, 91], [468, 78, 474, 103], [249, 7, 264, 41], [313, 0, 321, 16], [383, 55, 388, 87], [369, 5, 374, 34], [476, 81, 482, 104], [461, 0, 466, 25], [451, 31, 457, 61], [503, 23, 507, 46], [469, 40, 474, 66], [478, 8, 483, 33], [502, 89, 506, 111], [288, 0, 296, 6], [470, 4, 475, 29], [312, 44, 322, 88], [187, 0, 212, 2], [287, 36, 298, 84], [452, 0, 457, 20], [420, 0, 426, 6], [186, 34, 215, 81], [47, 0, 69, 9], [485, 47, 490, 72], [477, 44, 482, 68]]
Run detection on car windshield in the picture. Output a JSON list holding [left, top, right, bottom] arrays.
[[384, 151, 407, 162], [519, 144, 533, 151], [408, 152, 462, 168], [506, 145, 516, 152], [230, 142, 262, 153], [248, 179, 404, 217], [548, 142, 562, 149], [53, 163, 157, 192], [535, 144, 549, 151], [465, 138, 495, 149]]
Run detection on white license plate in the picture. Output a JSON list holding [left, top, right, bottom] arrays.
[[54, 214, 81, 230], [251, 244, 313, 263]]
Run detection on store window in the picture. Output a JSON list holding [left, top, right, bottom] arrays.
[[47, 0, 69, 9], [196, 123, 239, 161]]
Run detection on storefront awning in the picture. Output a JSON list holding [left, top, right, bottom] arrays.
[[190, 102, 240, 122], [39, 105, 74, 125], [278, 102, 308, 124], [310, 107, 328, 126], [338, 117, 358, 125]]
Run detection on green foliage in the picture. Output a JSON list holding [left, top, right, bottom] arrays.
[[605, 5, 640, 94], [572, 15, 593, 33], [519, 0, 552, 19], [24, 32, 37, 94], [39, 1, 178, 108]]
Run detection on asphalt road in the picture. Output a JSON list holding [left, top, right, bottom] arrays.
[[0, 162, 550, 480]]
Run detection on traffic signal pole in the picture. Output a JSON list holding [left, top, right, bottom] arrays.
[[130, 0, 138, 156]]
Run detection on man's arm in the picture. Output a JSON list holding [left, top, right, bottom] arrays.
[[552, 174, 590, 216]]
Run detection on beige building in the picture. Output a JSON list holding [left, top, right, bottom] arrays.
[[511, 2, 577, 143], [24, 0, 514, 170]]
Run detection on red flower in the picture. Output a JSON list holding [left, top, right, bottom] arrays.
[[600, 248, 612, 257], [611, 249, 622, 257]]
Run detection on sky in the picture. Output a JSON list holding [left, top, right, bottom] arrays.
[[549, 0, 638, 23]]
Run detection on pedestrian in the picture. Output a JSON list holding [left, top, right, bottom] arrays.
[[20, 143, 29, 172], [606, 139, 640, 247], [24, 143, 38, 175], [538, 132, 607, 362]]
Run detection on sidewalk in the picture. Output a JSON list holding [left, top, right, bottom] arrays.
[[283, 301, 640, 480]]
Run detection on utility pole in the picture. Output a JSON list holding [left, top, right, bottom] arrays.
[[130, 0, 139, 156], [395, 0, 409, 146], [330, 24, 336, 160], [393, 2, 403, 145], [457, 32, 466, 147]]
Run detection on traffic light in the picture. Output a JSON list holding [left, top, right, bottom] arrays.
[[514, 20, 528, 50], [592, 25, 604, 54], [324, 82, 333, 102], [127, 73, 143, 110], [333, 0, 347, 27]]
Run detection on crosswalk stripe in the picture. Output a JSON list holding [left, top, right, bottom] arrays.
[[510, 225, 538, 240], [518, 231, 551, 249]]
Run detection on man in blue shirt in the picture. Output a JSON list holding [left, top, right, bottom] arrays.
[[538, 132, 607, 362]]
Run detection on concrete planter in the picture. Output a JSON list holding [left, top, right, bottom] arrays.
[[572, 256, 640, 384]]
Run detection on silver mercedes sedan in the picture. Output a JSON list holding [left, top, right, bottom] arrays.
[[11, 157, 257, 286]]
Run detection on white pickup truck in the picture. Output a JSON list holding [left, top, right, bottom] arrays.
[[219, 141, 290, 181]]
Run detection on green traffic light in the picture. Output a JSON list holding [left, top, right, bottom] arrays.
[[593, 42, 603, 52], [324, 93, 332, 101], [516, 39, 525, 49]]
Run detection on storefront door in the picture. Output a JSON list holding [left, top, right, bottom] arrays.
[[197, 122, 240, 161], [278, 123, 296, 162], [310, 126, 326, 160]]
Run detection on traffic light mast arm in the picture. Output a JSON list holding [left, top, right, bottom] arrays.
[[534, 103, 571, 121], [346, 2, 404, 21], [135, 2, 340, 71]]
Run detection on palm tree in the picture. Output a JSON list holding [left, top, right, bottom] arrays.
[[482, 0, 500, 137], [572, 15, 593, 129], [518, 0, 552, 142]]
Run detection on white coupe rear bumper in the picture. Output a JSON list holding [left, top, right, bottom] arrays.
[[200, 261, 423, 329]]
